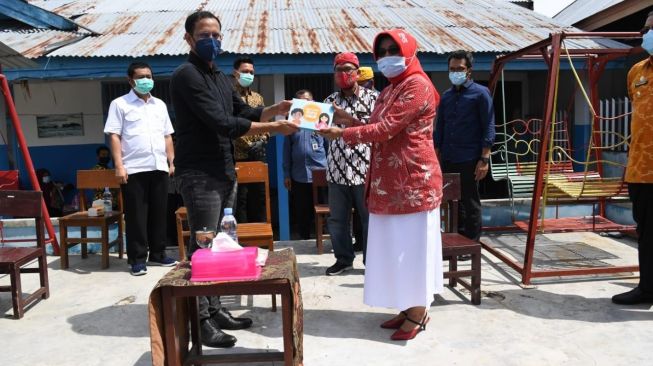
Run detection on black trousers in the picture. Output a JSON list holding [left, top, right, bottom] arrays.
[[441, 160, 482, 241], [629, 183, 653, 292], [176, 169, 237, 321], [122, 170, 169, 265]]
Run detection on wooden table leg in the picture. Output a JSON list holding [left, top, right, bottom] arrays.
[[101, 223, 109, 269], [281, 283, 293, 366], [188, 296, 202, 358], [161, 287, 181, 366], [60, 223, 69, 269]]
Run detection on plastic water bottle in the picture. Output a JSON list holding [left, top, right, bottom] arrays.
[[102, 187, 112, 214], [220, 208, 238, 243]]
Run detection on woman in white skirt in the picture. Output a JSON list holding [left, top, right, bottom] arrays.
[[320, 28, 443, 341]]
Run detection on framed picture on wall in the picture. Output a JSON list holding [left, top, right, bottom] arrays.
[[37, 114, 84, 138]]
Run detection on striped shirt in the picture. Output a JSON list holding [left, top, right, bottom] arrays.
[[324, 86, 378, 186]]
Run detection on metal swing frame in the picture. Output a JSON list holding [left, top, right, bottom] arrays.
[[483, 32, 641, 285]]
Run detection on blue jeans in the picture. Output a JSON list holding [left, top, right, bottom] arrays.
[[328, 183, 369, 265], [176, 169, 237, 320]]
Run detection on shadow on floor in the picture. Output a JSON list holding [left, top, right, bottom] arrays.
[[484, 286, 653, 323], [133, 352, 152, 366], [67, 303, 150, 337]]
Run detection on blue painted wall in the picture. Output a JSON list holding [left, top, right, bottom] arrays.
[[572, 124, 591, 172], [15, 143, 105, 188]]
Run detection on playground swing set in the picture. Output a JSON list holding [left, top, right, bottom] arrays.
[[483, 31, 642, 285]]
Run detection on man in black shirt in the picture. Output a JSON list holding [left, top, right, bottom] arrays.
[[171, 10, 298, 348]]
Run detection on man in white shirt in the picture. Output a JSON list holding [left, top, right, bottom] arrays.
[[104, 61, 177, 276]]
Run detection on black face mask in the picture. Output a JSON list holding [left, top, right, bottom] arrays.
[[99, 157, 111, 166]]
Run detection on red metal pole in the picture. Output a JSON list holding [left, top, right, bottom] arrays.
[[523, 33, 564, 285], [487, 59, 505, 96], [0, 74, 60, 255]]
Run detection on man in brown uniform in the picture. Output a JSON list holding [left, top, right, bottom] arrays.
[[232, 56, 268, 223], [612, 11, 653, 305]]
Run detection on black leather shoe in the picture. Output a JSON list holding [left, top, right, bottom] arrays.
[[212, 307, 253, 330], [457, 254, 472, 261], [612, 287, 653, 305], [200, 318, 236, 348]]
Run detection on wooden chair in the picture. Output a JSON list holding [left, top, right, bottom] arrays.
[[311, 168, 329, 254], [58, 170, 124, 269], [175, 207, 190, 260], [0, 190, 50, 319], [234, 162, 274, 250], [441, 173, 482, 305]]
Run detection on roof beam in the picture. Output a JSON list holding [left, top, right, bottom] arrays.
[[0, 0, 77, 31]]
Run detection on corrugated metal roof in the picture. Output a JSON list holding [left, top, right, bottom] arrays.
[[0, 28, 87, 58], [5, 0, 630, 58], [553, 0, 625, 26], [0, 41, 39, 68]]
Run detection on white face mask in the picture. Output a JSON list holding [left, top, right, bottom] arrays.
[[377, 56, 406, 78], [449, 71, 467, 86], [642, 29, 653, 55]]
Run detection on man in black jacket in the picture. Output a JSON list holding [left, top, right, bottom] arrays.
[[171, 10, 298, 348]]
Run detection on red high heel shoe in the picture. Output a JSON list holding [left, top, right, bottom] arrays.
[[380, 311, 407, 329], [390, 313, 430, 341]]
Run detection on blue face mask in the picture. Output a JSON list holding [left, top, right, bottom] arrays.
[[377, 56, 406, 78], [195, 37, 222, 62], [238, 72, 254, 87], [449, 71, 467, 86], [133, 78, 154, 95], [642, 30, 653, 55]]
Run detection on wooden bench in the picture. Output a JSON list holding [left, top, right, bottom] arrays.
[[441, 173, 481, 305], [0, 190, 50, 319]]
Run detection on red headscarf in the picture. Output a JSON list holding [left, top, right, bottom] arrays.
[[373, 29, 429, 85]]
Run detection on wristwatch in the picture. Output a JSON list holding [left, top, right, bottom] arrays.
[[478, 157, 490, 165]]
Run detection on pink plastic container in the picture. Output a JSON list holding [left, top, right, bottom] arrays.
[[190, 247, 261, 282]]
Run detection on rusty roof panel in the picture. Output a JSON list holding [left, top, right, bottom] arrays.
[[17, 0, 631, 58], [0, 29, 86, 58]]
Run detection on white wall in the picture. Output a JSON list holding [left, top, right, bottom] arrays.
[[12, 80, 105, 147]]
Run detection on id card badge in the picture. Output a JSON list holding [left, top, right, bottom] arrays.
[[312, 142, 320, 151]]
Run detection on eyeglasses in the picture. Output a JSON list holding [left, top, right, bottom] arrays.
[[376, 45, 401, 57], [195, 32, 223, 41], [640, 26, 651, 36]]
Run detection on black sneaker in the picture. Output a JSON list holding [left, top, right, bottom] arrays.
[[326, 262, 353, 276]]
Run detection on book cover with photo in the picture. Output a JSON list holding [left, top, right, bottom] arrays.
[[288, 98, 335, 131]]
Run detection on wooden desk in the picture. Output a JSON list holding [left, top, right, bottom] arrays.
[[58, 211, 124, 269], [149, 249, 303, 366]]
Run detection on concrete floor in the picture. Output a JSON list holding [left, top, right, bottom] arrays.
[[1, 233, 652, 366]]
